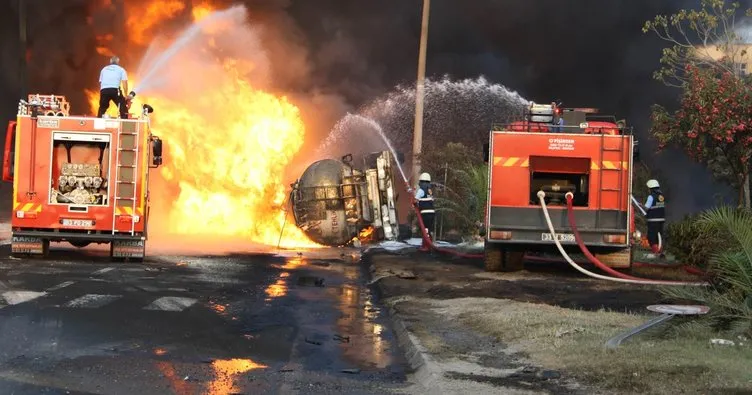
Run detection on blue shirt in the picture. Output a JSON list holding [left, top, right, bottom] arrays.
[[552, 117, 564, 133], [99, 65, 128, 90], [644, 195, 654, 209], [415, 189, 426, 199]]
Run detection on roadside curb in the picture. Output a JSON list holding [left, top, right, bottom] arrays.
[[364, 252, 450, 393], [386, 304, 449, 393]]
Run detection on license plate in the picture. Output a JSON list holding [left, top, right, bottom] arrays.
[[541, 233, 575, 242], [62, 219, 93, 227], [112, 240, 145, 258]]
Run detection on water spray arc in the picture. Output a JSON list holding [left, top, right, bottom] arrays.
[[317, 77, 528, 165], [89, 4, 316, 249], [133, 6, 244, 95]]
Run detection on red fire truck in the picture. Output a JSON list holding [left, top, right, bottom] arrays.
[[483, 102, 639, 272], [2, 94, 163, 260]]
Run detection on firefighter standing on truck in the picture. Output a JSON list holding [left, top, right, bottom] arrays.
[[644, 179, 666, 259], [415, 172, 436, 244], [97, 56, 129, 119]]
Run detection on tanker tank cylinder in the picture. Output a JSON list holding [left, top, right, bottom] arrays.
[[83, 176, 94, 188], [66, 176, 77, 187], [292, 159, 369, 246], [93, 177, 103, 189], [58, 176, 68, 188]]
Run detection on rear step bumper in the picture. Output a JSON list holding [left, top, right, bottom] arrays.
[[11, 231, 146, 258], [12, 230, 144, 242]]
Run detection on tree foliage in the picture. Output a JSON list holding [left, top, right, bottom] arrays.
[[643, 0, 751, 87], [650, 65, 752, 204], [644, 0, 752, 206]]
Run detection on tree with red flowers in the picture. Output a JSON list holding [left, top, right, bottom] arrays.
[[651, 66, 752, 205], [644, 0, 752, 207]]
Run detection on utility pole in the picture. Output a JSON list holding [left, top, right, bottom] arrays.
[[18, 0, 27, 98], [411, 0, 430, 188]]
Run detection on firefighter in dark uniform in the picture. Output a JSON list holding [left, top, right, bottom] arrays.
[[644, 179, 666, 259], [414, 172, 436, 247]]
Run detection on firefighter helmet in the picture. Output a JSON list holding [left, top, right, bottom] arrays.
[[419, 172, 431, 182], [646, 179, 660, 189]]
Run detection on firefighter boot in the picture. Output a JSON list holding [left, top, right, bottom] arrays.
[[419, 228, 431, 252], [645, 244, 661, 260]]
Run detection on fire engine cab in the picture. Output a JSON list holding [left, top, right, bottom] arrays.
[[2, 94, 163, 260]]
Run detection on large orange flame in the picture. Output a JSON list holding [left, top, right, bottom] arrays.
[[88, 1, 319, 250]]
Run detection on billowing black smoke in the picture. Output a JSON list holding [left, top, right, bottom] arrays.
[[0, 0, 749, 219]]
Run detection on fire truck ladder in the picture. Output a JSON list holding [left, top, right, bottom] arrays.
[[596, 132, 626, 228], [111, 121, 140, 236]]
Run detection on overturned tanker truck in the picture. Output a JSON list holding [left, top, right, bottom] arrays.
[[290, 151, 406, 246]]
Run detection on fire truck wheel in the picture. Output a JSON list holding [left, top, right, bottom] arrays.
[[502, 251, 525, 272], [484, 242, 503, 272], [594, 248, 633, 272], [484, 243, 525, 272], [41, 240, 50, 258]]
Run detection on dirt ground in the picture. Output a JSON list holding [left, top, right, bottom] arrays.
[[366, 249, 752, 395], [370, 251, 674, 313]]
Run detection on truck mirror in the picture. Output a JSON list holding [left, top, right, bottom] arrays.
[[482, 143, 489, 163], [151, 137, 163, 167]]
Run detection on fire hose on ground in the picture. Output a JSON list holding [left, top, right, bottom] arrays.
[[542, 190, 706, 286], [410, 198, 484, 259], [407, 186, 707, 284]]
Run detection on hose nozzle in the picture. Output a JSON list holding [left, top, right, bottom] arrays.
[[537, 190, 546, 199], [565, 191, 574, 200]]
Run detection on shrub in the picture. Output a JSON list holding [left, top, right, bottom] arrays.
[[665, 213, 731, 269], [433, 163, 488, 237], [417, 143, 486, 239], [662, 206, 752, 336]]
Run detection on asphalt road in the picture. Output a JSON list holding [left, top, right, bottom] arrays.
[[0, 243, 408, 394]]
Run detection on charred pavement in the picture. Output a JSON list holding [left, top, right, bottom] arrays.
[[0, 244, 407, 394]]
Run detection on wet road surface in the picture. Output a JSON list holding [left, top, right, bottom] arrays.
[[0, 244, 408, 394]]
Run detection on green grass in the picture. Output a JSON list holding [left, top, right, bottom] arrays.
[[449, 298, 752, 394]]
